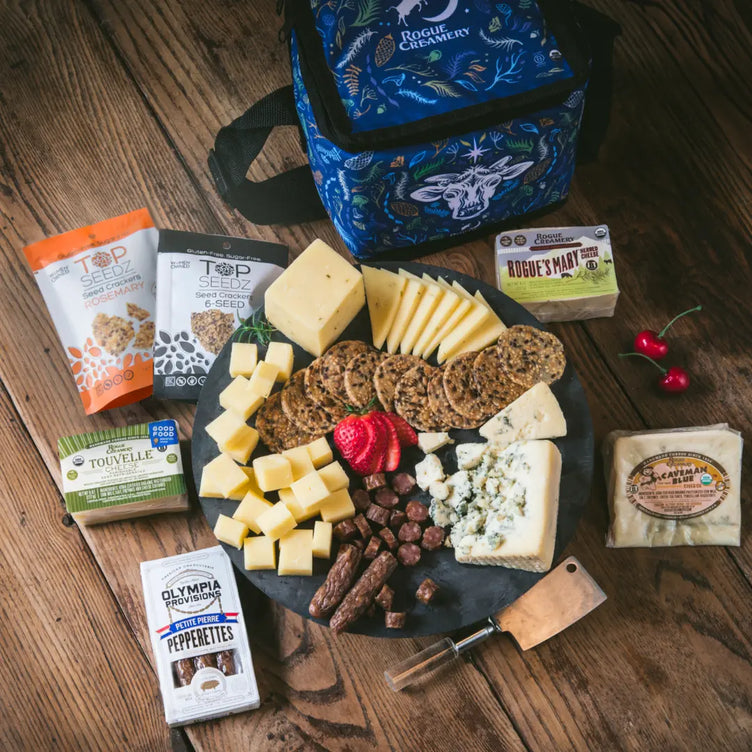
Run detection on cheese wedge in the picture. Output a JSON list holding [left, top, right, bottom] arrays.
[[413, 275, 462, 356], [400, 279, 443, 354], [362, 266, 407, 349], [437, 302, 492, 363], [480, 382, 567, 446], [386, 278, 424, 354], [452, 440, 561, 571], [264, 239, 365, 356]]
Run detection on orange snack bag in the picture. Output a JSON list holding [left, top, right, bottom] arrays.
[[24, 209, 158, 414]]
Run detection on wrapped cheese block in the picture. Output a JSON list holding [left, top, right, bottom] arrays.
[[603, 424, 743, 548]]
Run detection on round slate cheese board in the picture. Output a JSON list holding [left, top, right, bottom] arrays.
[[192, 261, 593, 638]]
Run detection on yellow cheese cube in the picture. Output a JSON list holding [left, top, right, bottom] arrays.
[[312, 521, 333, 559], [265, 341, 294, 382], [219, 376, 265, 420], [317, 461, 350, 492], [319, 488, 356, 523], [306, 437, 333, 468], [281, 446, 315, 481], [240, 466, 264, 497], [219, 424, 259, 464], [278, 487, 319, 523], [248, 360, 279, 398], [213, 514, 249, 549], [278, 529, 313, 576], [244, 535, 276, 570], [229, 342, 258, 378], [291, 470, 332, 515], [252, 454, 293, 491], [201, 454, 249, 499], [256, 501, 297, 540], [264, 239, 365, 356], [198, 463, 223, 499], [233, 490, 273, 534], [205, 410, 248, 446]]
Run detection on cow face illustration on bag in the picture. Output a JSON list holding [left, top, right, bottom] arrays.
[[410, 156, 534, 220]]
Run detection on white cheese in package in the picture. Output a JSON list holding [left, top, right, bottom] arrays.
[[603, 424, 742, 548], [140, 546, 260, 726]]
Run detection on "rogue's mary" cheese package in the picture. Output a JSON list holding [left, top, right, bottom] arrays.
[[141, 546, 260, 726], [24, 209, 158, 414]]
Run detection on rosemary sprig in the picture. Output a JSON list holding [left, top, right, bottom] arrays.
[[234, 311, 276, 346], [344, 396, 379, 415]]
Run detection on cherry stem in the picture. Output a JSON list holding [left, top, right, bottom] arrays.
[[657, 304, 702, 338], [618, 352, 667, 374]]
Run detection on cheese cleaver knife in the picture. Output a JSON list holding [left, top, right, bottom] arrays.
[[384, 556, 606, 691]]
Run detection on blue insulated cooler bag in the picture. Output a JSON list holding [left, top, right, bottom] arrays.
[[209, 1, 618, 259]]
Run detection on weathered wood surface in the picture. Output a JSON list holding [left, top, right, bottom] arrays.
[[0, 0, 750, 749]]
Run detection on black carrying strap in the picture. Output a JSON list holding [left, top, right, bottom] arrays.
[[209, 5, 620, 225], [573, 2, 621, 164], [208, 85, 326, 225]]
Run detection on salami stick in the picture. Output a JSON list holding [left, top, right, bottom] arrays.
[[329, 552, 397, 635], [309, 544, 363, 619]]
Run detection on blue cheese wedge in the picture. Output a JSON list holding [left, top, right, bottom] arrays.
[[479, 382, 566, 447], [604, 424, 742, 547], [430, 440, 561, 572], [58, 420, 188, 525]]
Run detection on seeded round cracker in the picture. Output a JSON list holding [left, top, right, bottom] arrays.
[[472, 347, 527, 413], [304, 357, 348, 420], [373, 354, 424, 413], [319, 340, 371, 404], [427, 368, 481, 430], [344, 349, 388, 408], [255, 392, 319, 453], [281, 370, 340, 435], [496, 325, 566, 387], [393, 362, 441, 432], [443, 352, 496, 422]]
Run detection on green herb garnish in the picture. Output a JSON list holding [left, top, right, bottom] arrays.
[[234, 311, 276, 346]]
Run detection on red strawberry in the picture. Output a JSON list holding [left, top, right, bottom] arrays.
[[350, 413, 388, 475], [385, 412, 418, 447], [372, 412, 401, 471], [333, 415, 368, 461]]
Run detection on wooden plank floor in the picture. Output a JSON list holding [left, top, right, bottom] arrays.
[[1, 0, 751, 749]]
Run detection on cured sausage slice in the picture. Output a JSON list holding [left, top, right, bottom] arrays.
[[405, 500, 429, 523], [398, 521, 421, 543], [397, 542, 421, 566], [421, 526, 445, 551]]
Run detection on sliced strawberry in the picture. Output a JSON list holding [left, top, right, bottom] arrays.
[[385, 412, 418, 447], [333, 415, 368, 461], [350, 413, 388, 475], [372, 412, 401, 471]]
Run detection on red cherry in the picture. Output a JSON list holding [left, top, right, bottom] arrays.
[[659, 366, 690, 393], [634, 330, 669, 360]]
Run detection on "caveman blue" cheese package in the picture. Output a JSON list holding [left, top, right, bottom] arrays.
[[141, 546, 260, 726]]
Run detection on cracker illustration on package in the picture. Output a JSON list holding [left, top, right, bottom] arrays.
[[495, 225, 619, 322], [23, 209, 158, 414]]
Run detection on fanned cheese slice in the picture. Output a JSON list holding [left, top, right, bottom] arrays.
[[400, 277, 443, 354], [451, 290, 507, 356], [436, 302, 491, 363], [414, 274, 462, 356], [386, 277, 424, 353], [422, 294, 473, 359], [362, 266, 406, 349]]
